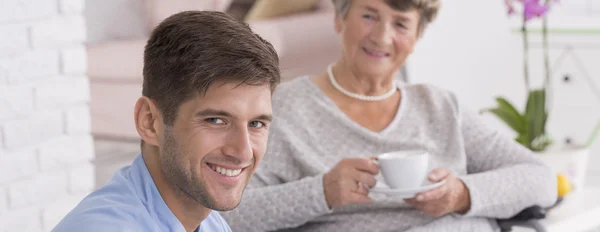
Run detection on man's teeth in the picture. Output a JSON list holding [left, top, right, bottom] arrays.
[[214, 166, 242, 177]]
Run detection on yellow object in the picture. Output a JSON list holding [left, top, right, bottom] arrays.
[[245, 0, 320, 22], [557, 173, 572, 197]]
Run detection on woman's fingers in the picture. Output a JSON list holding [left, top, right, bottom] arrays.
[[358, 172, 377, 188], [354, 182, 370, 196], [350, 192, 373, 204], [404, 171, 467, 217], [428, 168, 450, 182], [415, 183, 448, 202]]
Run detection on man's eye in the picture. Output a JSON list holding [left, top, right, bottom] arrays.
[[362, 14, 374, 20], [205, 118, 225, 124], [249, 121, 265, 128]]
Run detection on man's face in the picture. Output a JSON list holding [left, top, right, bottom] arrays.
[[159, 81, 272, 211]]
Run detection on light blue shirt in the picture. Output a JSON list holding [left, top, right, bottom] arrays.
[[52, 153, 231, 232]]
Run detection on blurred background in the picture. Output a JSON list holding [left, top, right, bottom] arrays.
[[0, 0, 599, 231]]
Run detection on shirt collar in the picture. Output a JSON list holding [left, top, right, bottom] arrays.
[[129, 153, 188, 232]]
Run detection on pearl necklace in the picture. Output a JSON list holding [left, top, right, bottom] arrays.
[[327, 64, 398, 101]]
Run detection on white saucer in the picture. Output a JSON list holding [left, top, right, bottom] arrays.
[[370, 180, 446, 198]]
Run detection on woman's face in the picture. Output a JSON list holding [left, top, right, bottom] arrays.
[[336, 0, 420, 77]]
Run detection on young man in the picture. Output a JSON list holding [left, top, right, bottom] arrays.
[[52, 11, 280, 232]]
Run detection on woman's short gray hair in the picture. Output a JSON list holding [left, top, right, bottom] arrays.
[[331, 0, 441, 36]]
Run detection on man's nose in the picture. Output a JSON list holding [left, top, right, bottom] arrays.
[[222, 126, 253, 162]]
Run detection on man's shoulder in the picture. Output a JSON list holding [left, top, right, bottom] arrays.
[[52, 218, 141, 232], [52, 168, 153, 232], [51, 196, 150, 232]]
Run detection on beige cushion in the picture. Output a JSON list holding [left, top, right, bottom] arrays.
[[245, 0, 320, 21], [142, 0, 233, 31], [87, 29, 283, 81], [90, 81, 142, 139], [87, 40, 146, 80]]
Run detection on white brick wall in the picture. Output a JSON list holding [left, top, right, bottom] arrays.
[[8, 171, 68, 209], [64, 105, 92, 135], [0, 149, 38, 184], [2, 119, 35, 150], [61, 46, 87, 75], [0, 126, 4, 151], [0, 25, 29, 57], [0, 0, 56, 23], [34, 78, 90, 110], [2, 111, 64, 150], [0, 207, 43, 232], [0, 86, 34, 121], [38, 135, 94, 172], [41, 194, 87, 231], [68, 163, 95, 194], [59, 0, 86, 14], [0, 189, 7, 214], [30, 15, 86, 49], [0, 0, 94, 231], [0, 50, 61, 84]]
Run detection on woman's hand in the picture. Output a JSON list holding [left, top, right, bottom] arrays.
[[404, 168, 471, 217], [323, 158, 379, 209]]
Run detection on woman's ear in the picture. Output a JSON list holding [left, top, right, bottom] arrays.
[[334, 13, 343, 34], [134, 97, 162, 147]]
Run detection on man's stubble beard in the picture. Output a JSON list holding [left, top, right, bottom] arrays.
[[159, 127, 243, 211]]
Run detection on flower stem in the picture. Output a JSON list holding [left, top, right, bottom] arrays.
[[543, 0, 552, 112], [586, 119, 600, 147], [522, 14, 530, 91]]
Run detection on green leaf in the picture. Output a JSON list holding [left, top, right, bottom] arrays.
[[495, 97, 526, 133], [522, 89, 553, 151], [525, 89, 548, 145], [482, 97, 526, 134], [531, 134, 552, 151]]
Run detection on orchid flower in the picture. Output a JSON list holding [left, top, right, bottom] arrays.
[[524, 0, 549, 20], [488, 0, 568, 151], [505, 0, 559, 21]]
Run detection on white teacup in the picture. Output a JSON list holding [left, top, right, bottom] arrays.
[[377, 150, 429, 189]]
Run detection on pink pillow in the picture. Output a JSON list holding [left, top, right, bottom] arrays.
[[214, 0, 233, 12], [142, 0, 233, 31], [317, 0, 335, 12]]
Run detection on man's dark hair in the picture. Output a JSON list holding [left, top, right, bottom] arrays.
[[142, 11, 280, 125]]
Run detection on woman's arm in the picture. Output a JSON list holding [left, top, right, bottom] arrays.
[[219, 127, 332, 232], [222, 173, 331, 231], [457, 103, 558, 219]]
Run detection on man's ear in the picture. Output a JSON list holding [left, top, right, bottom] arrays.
[[134, 97, 162, 147]]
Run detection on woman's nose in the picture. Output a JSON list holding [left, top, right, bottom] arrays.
[[370, 21, 393, 46]]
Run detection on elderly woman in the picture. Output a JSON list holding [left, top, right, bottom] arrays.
[[221, 0, 557, 231]]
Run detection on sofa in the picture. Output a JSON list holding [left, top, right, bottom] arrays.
[[88, 0, 342, 140]]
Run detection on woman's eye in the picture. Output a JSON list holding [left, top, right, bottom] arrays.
[[205, 118, 225, 124], [396, 22, 406, 28], [249, 121, 265, 128], [362, 14, 374, 20]]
